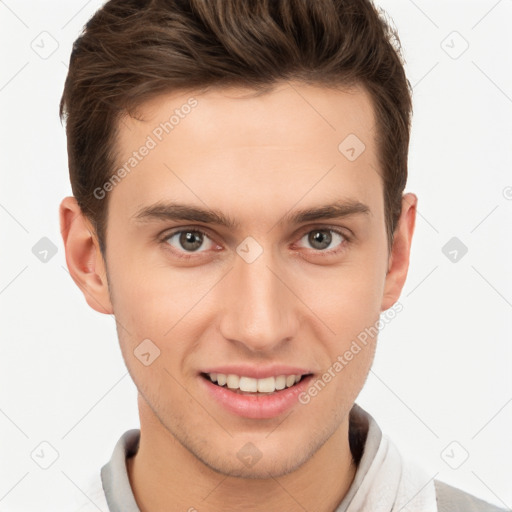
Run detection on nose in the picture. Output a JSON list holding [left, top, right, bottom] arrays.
[[218, 246, 299, 353]]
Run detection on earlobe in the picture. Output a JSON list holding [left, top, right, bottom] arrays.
[[380, 193, 417, 312], [59, 196, 113, 315]]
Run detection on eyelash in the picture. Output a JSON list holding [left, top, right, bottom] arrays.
[[158, 226, 351, 260]]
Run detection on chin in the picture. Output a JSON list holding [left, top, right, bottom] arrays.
[[201, 448, 311, 480], [189, 430, 326, 480]]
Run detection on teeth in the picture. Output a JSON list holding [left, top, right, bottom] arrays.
[[275, 375, 286, 390], [240, 376, 258, 392], [286, 375, 296, 387], [257, 377, 275, 393], [207, 373, 304, 392], [226, 374, 240, 389]]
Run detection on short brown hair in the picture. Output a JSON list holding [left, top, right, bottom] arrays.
[[60, 0, 412, 256]]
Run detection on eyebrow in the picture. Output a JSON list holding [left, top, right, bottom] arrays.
[[132, 199, 371, 229]]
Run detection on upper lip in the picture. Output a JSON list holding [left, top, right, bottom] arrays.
[[200, 365, 314, 379]]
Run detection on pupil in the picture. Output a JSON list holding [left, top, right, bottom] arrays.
[[180, 231, 203, 251], [309, 230, 331, 250]]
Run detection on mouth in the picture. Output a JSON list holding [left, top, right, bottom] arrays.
[[199, 366, 316, 418], [200, 372, 313, 395]]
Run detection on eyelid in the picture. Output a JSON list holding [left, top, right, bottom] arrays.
[[159, 226, 219, 259], [159, 226, 215, 243], [158, 224, 352, 259], [293, 225, 351, 254], [296, 224, 352, 241], [159, 223, 352, 242]]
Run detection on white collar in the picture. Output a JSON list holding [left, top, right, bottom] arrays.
[[100, 403, 436, 512]]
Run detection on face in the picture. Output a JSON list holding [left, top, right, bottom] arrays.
[[62, 81, 414, 479]]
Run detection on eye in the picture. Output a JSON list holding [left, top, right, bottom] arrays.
[[164, 229, 215, 254], [296, 228, 347, 253]]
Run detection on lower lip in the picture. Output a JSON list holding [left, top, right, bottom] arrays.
[[199, 374, 314, 419]]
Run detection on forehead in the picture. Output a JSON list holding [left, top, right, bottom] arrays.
[[122, 81, 377, 155], [110, 81, 382, 229]]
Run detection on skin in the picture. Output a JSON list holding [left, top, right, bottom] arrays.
[[60, 81, 417, 512]]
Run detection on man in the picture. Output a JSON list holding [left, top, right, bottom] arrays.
[[59, 0, 506, 510]]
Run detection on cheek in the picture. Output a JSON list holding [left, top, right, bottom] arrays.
[[317, 260, 385, 337], [300, 268, 382, 412], [107, 221, 387, 356], [106, 240, 201, 328], [306, 250, 385, 398], [106, 249, 222, 374]]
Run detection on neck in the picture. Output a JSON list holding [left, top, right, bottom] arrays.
[[128, 396, 357, 512]]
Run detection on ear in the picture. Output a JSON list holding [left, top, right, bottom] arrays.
[[381, 193, 417, 312], [59, 196, 113, 314]]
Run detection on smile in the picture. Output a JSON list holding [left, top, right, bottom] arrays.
[[200, 371, 315, 419], [204, 372, 307, 393]]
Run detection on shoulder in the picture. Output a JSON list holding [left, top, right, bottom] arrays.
[[435, 480, 508, 512]]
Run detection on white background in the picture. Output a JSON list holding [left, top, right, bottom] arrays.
[[0, 0, 511, 510]]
